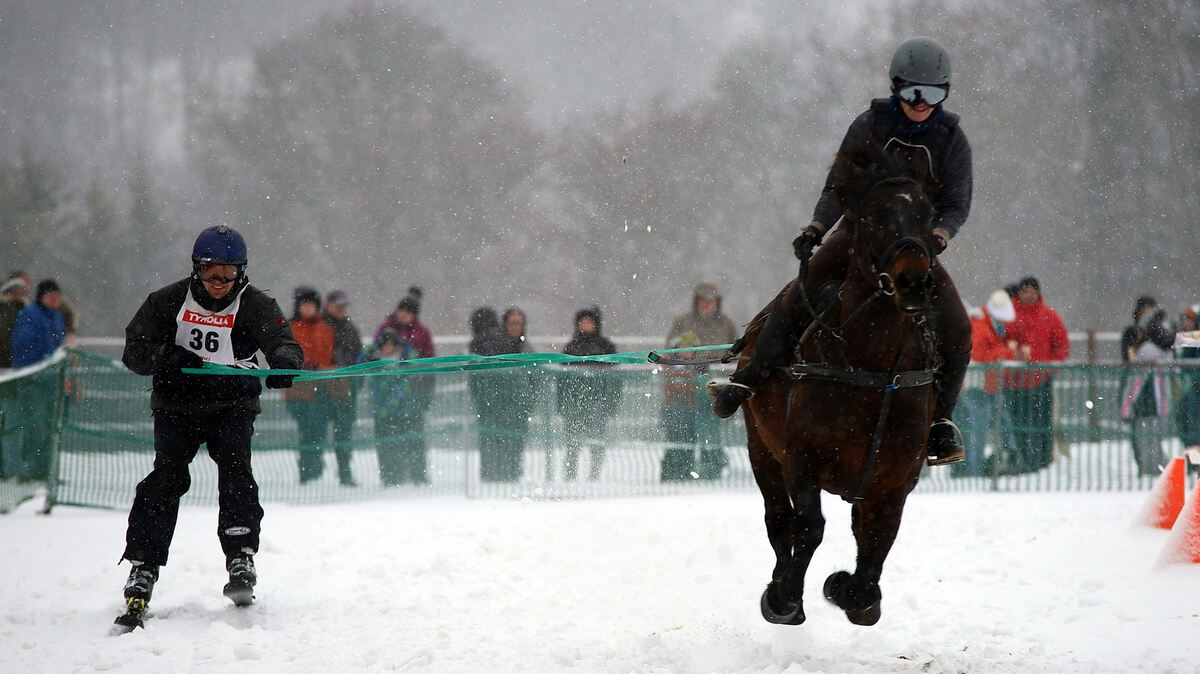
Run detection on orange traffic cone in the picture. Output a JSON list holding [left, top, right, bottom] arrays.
[[1133, 456, 1186, 529], [1156, 478, 1200, 566]]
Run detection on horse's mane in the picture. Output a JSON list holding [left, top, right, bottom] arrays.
[[831, 134, 940, 213]]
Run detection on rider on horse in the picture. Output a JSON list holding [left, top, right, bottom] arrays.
[[710, 36, 973, 467]]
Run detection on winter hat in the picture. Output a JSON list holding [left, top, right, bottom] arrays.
[[293, 286, 321, 316], [693, 282, 720, 300], [574, 305, 602, 331], [469, 306, 499, 336], [36, 279, 61, 302], [396, 286, 423, 316], [0, 277, 24, 295], [1017, 276, 1040, 292], [985, 290, 1015, 323], [325, 289, 350, 306], [1133, 295, 1157, 321]]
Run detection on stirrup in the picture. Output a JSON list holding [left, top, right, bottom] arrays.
[[926, 418, 965, 467], [705, 380, 755, 399]]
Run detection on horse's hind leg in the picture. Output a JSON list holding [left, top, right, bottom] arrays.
[[824, 489, 909, 626]]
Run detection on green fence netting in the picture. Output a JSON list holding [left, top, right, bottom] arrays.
[[5, 348, 1199, 513], [1, 352, 68, 513]]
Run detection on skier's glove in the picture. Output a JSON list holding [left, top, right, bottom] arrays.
[[792, 223, 825, 262], [265, 374, 296, 389], [159, 344, 204, 373]]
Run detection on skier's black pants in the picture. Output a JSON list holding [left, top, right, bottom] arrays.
[[123, 407, 264, 566]]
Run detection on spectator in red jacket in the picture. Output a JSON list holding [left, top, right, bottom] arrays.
[[1001, 277, 1069, 473], [952, 290, 1016, 477]]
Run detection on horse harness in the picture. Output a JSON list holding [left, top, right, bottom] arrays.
[[782, 177, 941, 501]]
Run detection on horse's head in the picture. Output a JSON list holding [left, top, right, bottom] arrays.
[[831, 137, 940, 314]]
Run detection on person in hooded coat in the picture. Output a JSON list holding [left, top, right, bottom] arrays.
[[552, 306, 622, 481]]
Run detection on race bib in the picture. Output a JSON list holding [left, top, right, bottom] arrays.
[[175, 287, 250, 367]]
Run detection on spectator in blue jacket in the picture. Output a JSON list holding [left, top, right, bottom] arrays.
[[10, 279, 66, 367], [8, 279, 67, 481]]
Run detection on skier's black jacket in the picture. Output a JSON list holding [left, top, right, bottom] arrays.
[[812, 97, 973, 240], [123, 278, 304, 414]]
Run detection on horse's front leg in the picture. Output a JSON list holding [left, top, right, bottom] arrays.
[[748, 430, 803, 624], [824, 487, 909, 626], [760, 478, 824, 626]]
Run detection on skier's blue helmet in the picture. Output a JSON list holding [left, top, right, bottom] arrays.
[[191, 225, 248, 267]]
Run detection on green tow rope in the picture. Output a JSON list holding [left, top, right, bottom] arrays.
[[181, 344, 734, 381]]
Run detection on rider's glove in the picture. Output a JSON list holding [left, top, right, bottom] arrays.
[[792, 222, 825, 261], [932, 227, 949, 255], [158, 344, 204, 373], [265, 374, 297, 389]]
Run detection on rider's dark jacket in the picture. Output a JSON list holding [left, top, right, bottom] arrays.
[[123, 277, 303, 414], [812, 97, 973, 241]]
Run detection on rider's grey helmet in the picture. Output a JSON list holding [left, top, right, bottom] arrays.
[[889, 37, 951, 85]]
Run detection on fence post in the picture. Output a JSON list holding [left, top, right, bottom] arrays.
[[1087, 329, 1099, 443]]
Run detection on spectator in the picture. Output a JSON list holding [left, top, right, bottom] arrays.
[[954, 290, 1015, 478], [494, 307, 537, 482], [0, 277, 25, 478], [661, 283, 736, 481], [373, 286, 436, 481], [468, 307, 509, 481], [285, 287, 354, 486], [1178, 304, 1199, 335], [502, 307, 532, 352], [552, 306, 622, 481], [323, 289, 363, 484], [666, 282, 740, 348], [8, 279, 67, 481], [0, 276, 26, 367], [116, 225, 302, 622], [374, 286, 435, 358], [1002, 276, 1069, 474], [11, 279, 66, 367], [1119, 296, 1175, 476], [361, 329, 426, 486], [6, 270, 31, 306], [658, 332, 713, 481]]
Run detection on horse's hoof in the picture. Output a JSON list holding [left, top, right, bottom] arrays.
[[823, 571, 882, 626], [844, 600, 882, 626], [760, 586, 805, 625], [822, 571, 852, 603]]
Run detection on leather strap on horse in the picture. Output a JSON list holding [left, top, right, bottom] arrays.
[[787, 362, 934, 389]]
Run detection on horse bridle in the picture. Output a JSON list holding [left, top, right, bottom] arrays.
[[851, 177, 935, 297]]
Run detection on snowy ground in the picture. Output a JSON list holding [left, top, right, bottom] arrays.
[[2, 490, 1198, 673]]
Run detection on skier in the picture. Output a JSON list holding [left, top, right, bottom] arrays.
[[114, 225, 303, 632], [708, 36, 974, 466]]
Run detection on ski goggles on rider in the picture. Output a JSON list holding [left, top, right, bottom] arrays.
[[196, 265, 240, 284], [894, 82, 949, 107]]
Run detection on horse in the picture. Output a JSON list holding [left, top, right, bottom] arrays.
[[738, 139, 942, 626]]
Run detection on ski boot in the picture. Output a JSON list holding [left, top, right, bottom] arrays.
[[223, 550, 257, 607], [113, 561, 158, 634]]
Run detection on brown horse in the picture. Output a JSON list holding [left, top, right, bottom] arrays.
[[740, 140, 942, 626]]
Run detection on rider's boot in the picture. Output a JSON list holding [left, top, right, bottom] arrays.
[[710, 305, 796, 419], [927, 350, 971, 466]]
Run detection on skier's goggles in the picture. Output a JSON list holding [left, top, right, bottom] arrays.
[[895, 83, 949, 107], [197, 266, 239, 284]]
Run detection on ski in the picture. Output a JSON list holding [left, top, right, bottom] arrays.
[[110, 597, 147, 635]]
